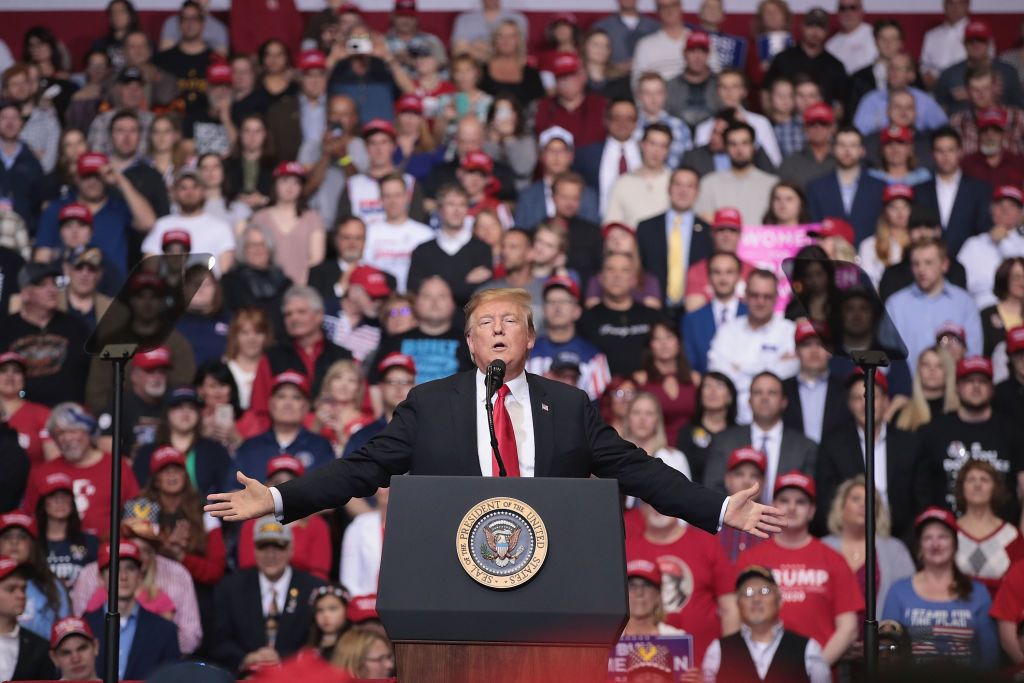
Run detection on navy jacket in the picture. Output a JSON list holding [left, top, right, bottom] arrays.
[[681, 300, 747, 375], [781, 375, 853, 441], [806, 169, 886, 246], [86, 604, 180, 681], [572, 140, 608, 191], [913, 174, 992, 256], [514, 180, 600, 229], [637, 212, 713, 304], [11, 626, 57, 680], [0, 144, 44, 234]]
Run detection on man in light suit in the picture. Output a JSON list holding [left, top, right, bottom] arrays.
[[703, 371, 818, 502], [514, 126, 599, 230], [207, 288, 787, 541], [806, 126, 886, 246], [913, 126, 992, 256]]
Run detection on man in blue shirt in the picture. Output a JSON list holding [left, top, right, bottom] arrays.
[[853, 53, 948, 136], [233, 371, 336, 487], [885, 237, 982, 374]]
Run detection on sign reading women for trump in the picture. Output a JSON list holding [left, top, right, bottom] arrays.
[[736, 224, 816, 311]]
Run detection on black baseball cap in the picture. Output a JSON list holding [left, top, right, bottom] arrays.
[[18, 261, 62, 289], [117, 67, 145, 84]]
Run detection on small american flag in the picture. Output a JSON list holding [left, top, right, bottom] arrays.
[[541, 403, 549, 411]]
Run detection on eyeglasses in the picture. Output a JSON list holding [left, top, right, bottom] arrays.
[[387, 306, 412, 317], [613, 389, 636, 400], [740, 585, 774, 599]]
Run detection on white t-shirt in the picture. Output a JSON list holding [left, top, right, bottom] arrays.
[[346, 172, 416, 226], [141, 212, 236, 276], [363, 218, 435, 293], [826, 23, 878, 75]]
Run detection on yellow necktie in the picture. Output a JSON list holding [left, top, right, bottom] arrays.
[[667, 214, 685, 302]]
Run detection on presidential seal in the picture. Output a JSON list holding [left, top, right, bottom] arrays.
[[456, 497, 548, 589]]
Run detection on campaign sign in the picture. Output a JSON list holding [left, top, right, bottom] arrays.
[[608, 634, 694, 682], [737, 224, 817, 311]]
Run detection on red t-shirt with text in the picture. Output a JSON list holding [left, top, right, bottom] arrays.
[[737, 537, 864, 648], [626, 526, 736, 663]]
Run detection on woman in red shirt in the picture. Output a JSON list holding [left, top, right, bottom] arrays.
[[0, 352, 55, 465]]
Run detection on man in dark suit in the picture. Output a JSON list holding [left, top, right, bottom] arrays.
[[681, 251, 747, 374], [913, 126, 992, 256], [806, 126, 886, 245], [637, 167, 712, 312], [0, 558, 57, 681], [813, 371, 935, 539], [208, 289, 786, 540], [679, 108, 776, 177], [782, 320, 852, 444], [212, 516, 325, 673], [85, 541, 180, 681], [515, 126, 600, 230], [572, 98, 641, 213], [703, 371, 818, 501]]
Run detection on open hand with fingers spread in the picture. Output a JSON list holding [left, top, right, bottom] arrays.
[[204, 471, 275, 522], [723, 483, 788, 538]]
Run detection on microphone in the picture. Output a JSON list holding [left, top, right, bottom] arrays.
[[484, 359, 508, 477]]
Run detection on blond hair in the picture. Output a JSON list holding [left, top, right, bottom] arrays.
[[318, 359, 365, 407], [622, 392, 669, 453], [895, 346, 959, 431], [463, 288, 535, 336], [827, 475, 891, 538], [331, 628, 391, 677]]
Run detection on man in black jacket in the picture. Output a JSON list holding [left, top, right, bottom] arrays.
[[211, 516, 324, 673], [208, 288, 786, 539], [0, 558, 57, 680], [782, 320, 852, 444]]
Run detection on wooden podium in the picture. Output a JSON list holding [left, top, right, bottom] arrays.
[[377, 476, 628, 683]]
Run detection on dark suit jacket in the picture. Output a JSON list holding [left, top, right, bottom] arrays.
[[211, 567, 326, 672], [265, 338, 352, 400], [11, 626, 57, 680], [265, 95, 303, 163], [781, 375, 852, 442], [913, 174, 992, 256], [813, 423, 933, 540], [278, 370, 728, 533], [306, 260, 397, 309], [681, 300, 747, 375], [637, 212, 713, 303], [702, 424, 818, 493], [678, 145, 776, 178], [806, 169, 886, 246], [513, 180, 600, 229], [572, 140, 607, 191], [86, 604, 180, 681]]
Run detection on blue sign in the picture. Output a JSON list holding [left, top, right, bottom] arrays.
[[608, 634, 695, 682]]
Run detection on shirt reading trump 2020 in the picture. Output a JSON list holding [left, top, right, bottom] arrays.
[[368, 327, 473, 385], [737, 537, 864, 649]]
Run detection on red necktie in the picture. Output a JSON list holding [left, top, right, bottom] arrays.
[[492, 384, 521, 477], [618, 149, 628, 175]]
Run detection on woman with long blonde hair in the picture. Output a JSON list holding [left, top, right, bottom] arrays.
[[306, 360, 374, 455], [331, 628, 394, 678], [895, 346, 959, 431]]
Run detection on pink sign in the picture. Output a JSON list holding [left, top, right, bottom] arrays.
[[737, 224, 817, 311]]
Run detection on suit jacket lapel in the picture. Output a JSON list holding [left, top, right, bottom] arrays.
[[526, 374, 555, 477], [452, 370, 484, 475]]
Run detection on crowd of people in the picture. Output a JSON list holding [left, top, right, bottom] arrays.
[[0, 0, 1023, 680]]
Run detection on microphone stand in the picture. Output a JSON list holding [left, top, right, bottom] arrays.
[[484, 367, 507, 477]]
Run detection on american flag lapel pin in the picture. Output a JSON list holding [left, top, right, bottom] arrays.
[[541, 403, 549, 412]]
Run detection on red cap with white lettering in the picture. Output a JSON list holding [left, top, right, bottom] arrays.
[[0, 511, 36, 538], [993, 185, 1024, 206], [727, 447, 767, 473], [626, 558, 662, 587], [773, 470, 815, 500], [346, 594, 379, 623], [1007, 326, 1024, 355], [712, 207, 743, 230], [267, 454, 305, 479], [39, 472, 74, 498], [956, 356, 993, 380], [914, 506, 957, 533], [50, 616, 96, 649]]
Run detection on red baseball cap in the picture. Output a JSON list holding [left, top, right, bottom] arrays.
[[298, 49, 327, 72], [0, 351, 26, 371], [346, 594, 379, 623], [727, 447, 767, 473], [712, 207, 743, 230], [880, 125, 912, 145], [128, 271, 165, 294], [161, 229, 192, 250], [377, 351, 416, 377], [394, 0, 416, 15], [50, 617, 96, 649], [977, 106, 1008, 130], [273, 161, 306, 179], [349, 265, 392, 298], [76, 152, 108, 177], [0, 511, 36, 538], [549, 51, 582, 78], [934, 321, 966, 344], [956, 356, 993, 380], [98, 540, 142, 570], [131, 346, 171, 371], [964, 20, 992, 42], [626, 558, 662, 587], [814, 217, 855, 245], [915, 506, 957, 533], [460, 150, 493, 174], [794, 319, 824, 345], [848, 367, 889, 395], [883, 184, 914, 204], [395, 93, 423, 115], [601, 222, 635, 241], [272, 370, 310, 397], [267, 454, 305, 479], [0, 557, 30, 582], [206, 62, 233, 86], [543, 275, 580, 300], [1007, 325, 1024, 354], [59, 202, 93, 226], [38, 472, 74, 498], [773, 470, 816, 500], [337, 1, 361, 14], [362, 118, 396, 140], [993, 185, 1024, 206], [686, 31, 711, 51], [803, 102, 834, 126], [150, 445, 187, 474]]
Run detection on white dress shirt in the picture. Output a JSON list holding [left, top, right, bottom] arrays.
[[694, 108, 783, 167], [750, 420, 784, 503], [702, 623, 831, 683], [340, 509, 384, 597], [935, 171, 961, 229], [826, 23, 878, 75], [920, 18, 968, 78], [598, 137, 641, 214], [857, 424, 889, 509], [0, 626, 18, 683], [957, 229, 1024, 309], [475, 370, 536, 477], [259, 567, 293, 617], [710, 297, 740, 328]]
